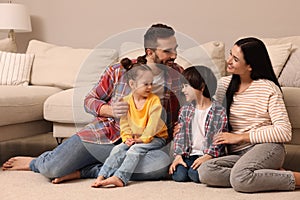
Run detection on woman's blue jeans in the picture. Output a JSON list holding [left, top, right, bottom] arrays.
[[30, 134, 171, 180]]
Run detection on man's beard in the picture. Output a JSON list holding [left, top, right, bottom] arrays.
[[153, 53, 175, 70]]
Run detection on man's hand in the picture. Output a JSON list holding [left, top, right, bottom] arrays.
[[112, 98, 128, 118], [169, 155, 187, 174]]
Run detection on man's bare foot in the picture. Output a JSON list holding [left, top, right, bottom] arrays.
[[52, 171, 81, 184], [91, 176, 105, 188], [93, 176, 124, 188], [2, 157, 34, 171]]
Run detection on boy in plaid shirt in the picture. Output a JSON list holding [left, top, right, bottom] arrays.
[[169, 66, 227, 183]]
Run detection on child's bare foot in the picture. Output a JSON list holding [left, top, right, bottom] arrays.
[[2, 157, 33, 171], [52, 171, 81, 184], [95, 176, 124, 188], [91, 176, 105, 188]]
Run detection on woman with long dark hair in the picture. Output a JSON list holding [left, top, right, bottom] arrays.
[[199, 37, 300, 192]]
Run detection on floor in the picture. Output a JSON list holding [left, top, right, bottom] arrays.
[[0, 132, 57, 165]]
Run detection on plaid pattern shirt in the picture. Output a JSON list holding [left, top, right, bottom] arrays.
[[77, 61, 184, 144], [173, 100, 228, 158]]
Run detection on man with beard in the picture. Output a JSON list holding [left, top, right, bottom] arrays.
[[2, 23, 184, 185]]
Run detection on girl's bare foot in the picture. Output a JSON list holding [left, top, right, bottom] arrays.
[[2, 157, 34, 171], [52, 171, 81, 184], [95, 176, 124, 187], [91, 176, 105, 188]]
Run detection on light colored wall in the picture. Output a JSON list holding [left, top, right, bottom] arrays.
[[1, 0, 300, 54]]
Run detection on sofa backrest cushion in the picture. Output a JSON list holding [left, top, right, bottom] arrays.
[[262, 36, 300, 87], [0, 51, 34, 86], [26, 40, 118, 89]]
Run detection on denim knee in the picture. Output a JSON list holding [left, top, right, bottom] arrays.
[[188, 168, 200, 183], [230, 166, 253, 192], [172, 165, 189, 182]]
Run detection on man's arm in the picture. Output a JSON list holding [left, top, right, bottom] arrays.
[[84, 64, 128, 118]]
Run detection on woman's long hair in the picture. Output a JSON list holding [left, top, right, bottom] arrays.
[[225, 37, 281, 131]]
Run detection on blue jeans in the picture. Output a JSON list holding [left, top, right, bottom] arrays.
[[97, 137, 166, 185], [198, 143, 296, 192], [30, 134, 171, 181], [172, 155, 200, 183]]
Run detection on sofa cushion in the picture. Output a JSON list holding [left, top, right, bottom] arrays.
[[261, 36, 300, 83], [26, 40, 118, 89], [0, 85, 62, 126], [75, 48, 118, 88], [282, 87, 300, 129], [0, 51, 34, 85], [119, 41, 226, 79], [278, 48, 300, 87], [265, 43, 292, 77], [53, 123, 86, 138], [44, 87, 94, 124]]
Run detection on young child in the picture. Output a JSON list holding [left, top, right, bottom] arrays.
[[169, 65, 228, 183], [92, 61, 168, 187]]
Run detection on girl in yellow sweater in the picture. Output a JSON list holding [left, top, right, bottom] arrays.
[[92, 61, 168, 187]]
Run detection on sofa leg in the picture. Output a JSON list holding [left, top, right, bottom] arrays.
[[56, 137, 65, 145]]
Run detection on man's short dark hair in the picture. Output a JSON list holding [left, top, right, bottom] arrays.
[[144, 23, 175, 49]]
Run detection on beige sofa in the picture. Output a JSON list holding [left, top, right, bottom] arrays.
[[0, 36, 299, 171]]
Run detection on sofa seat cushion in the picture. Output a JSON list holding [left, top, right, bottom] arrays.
[[282, 87, 300, 129], [0, 86, 62, 126], [44, 87, 94, 124], [53, 122, 86, 138]]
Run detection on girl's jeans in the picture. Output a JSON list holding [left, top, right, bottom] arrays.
[[30, 134, 171, 180], [172, 155, 200, 183], [198, 143, 296, 192], [97, 137, 166, 185]]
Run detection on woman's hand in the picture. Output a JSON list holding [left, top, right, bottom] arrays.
[[191, 154, 212, 170], [213, 132, 249, 145], [169, 155, 187, 174]]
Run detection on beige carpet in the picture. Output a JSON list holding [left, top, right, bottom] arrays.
[[0, 170, 299, 200]]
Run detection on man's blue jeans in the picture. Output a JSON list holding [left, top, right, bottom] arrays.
[[30, 134, 171, 180]]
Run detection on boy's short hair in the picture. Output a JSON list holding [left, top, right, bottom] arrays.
[[182, 66, 217, 99]]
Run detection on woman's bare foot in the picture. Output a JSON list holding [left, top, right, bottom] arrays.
[[91, 176, 105, 188], [52, 171, 81, 184], [2, 157, 34, 171], [293, 172, 300, 188], [94, 176, 124, 188]]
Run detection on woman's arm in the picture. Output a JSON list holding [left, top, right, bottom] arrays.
[[249, 86, 292, 143]]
